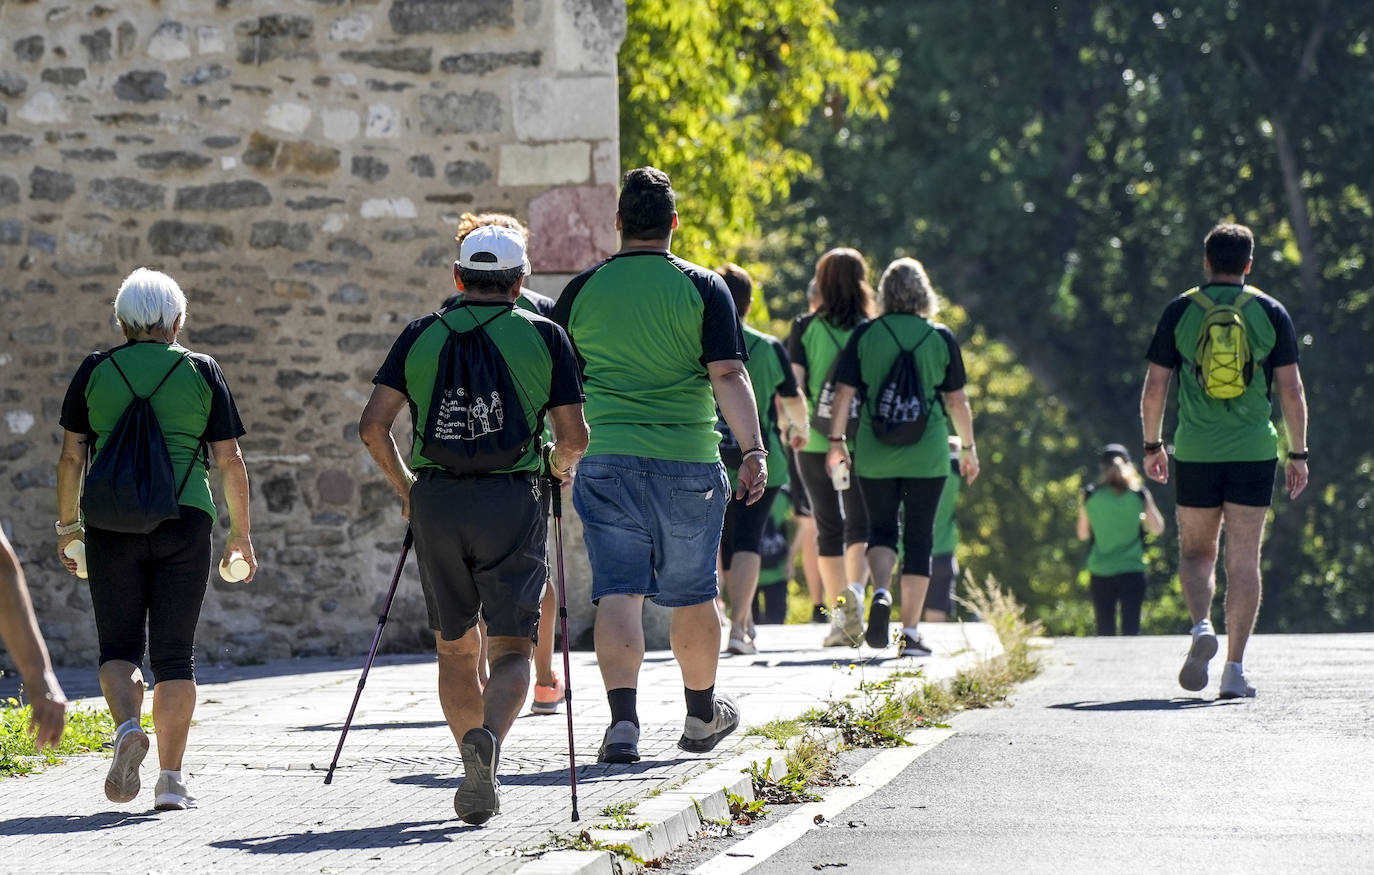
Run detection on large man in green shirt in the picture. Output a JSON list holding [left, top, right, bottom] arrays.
[[1141, 222, 1309, 700], [553, 167, 768, 764]]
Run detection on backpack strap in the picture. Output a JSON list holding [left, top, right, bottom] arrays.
[[877, 317, 936, 354], [1184, 287, 1214, 310]]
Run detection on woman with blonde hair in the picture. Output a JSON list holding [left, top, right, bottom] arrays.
[[1077, 444, 1166, 635], [787, 248, 876, 647], [825, 258, 978, 655]]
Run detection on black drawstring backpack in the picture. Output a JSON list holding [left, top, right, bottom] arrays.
[[870, 320, 936, 446]]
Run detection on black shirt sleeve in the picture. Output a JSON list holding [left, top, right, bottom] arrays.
[[373, 318, 431, 395], [935, 326, 967, 393], [1145, 297, 1190, 369], [1259, 296, 1301, 367], [521, 288, 557, 318], [191, 355, 247, 442], [533, 319, 586, 409], [787, 315, 811, 372], [832, 322, 871, 391], [58, 352, 102, 435], [699, 273, 747, 364], [772, 338, 800, 397]]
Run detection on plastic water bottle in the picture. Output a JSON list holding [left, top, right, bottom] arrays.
[[830, 460, 850, 492], [63, 539, 88, 579], [218, 552, 251, 582]]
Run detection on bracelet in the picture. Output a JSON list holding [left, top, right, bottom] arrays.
[[742, 447, 768, 459], [963, 443, 976, 452], [1287, 450, 1309, 461], [54, 519, 83, 536]]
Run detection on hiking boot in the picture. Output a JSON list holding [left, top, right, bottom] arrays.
[[678, 693, 740, 753], [899, 633, 933, 657], [1178, 620, 1218, 692], [726, 636, 757, 655], [865, 591, 892, 649], [153, 772, 197, 810], [105, 720, 148, 804], [811, 605, 827, 624], [531, 673, 563, 716], [1218, 663, 1257, 699], [597, 720, 641, 764], [453, 727, 501, 825], [823, 593, 862, 647]]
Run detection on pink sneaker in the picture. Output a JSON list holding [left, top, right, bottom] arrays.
[[531, 673, 564, 715]]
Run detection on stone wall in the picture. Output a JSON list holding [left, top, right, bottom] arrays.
[[0, 0, 626, 668]]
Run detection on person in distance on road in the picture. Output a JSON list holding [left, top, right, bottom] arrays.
[[1077, 444, 1166, 636]]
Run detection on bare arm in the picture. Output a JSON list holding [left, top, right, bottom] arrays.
[[0, 531, 67, 750], [942, 388, 979, 484], [824, 382, 859, 474], [55, 429, 87, 575], [778, 392, 809, 450], [359, 385, 415, 519], [1140, 363, 1173, 483], [709, 360, 767, 504], [1273, 363, 1309, 499], [211, 437, 257, 581], [1141, 487, 1166, 536], [1076, 505, 1092, 541], [546, 402, 590, 479]]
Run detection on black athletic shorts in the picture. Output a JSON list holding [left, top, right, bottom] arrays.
[[785, 450, 812, 518], [1174, 459, 1277, 508], [410, 469, 547, 641]]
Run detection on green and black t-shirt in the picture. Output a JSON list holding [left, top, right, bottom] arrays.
[[786, 313, 869, 455], [373, 301, 584, 475], [60, 341, 246, 522], [932, 457, 961, 556], [1145, 283, 1300, 462], [1083, 484, 1148, 577], [736, 325, 799, 488], [552, 249, 746, 463], [832, 313, 966, 479]]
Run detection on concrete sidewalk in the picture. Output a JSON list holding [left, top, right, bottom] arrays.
[[0, 622, 1001, 873]]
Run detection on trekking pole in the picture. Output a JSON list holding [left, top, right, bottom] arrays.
[[323, 526, 414, 785], [550, 478, 580, 822]]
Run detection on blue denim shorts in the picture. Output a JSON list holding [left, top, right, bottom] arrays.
[[573, 454, 729, 608]]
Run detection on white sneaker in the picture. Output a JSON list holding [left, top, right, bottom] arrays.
[[822, 603, 852, 647], [154, 772, 198, 810], [725, 636, 756, 655], [105, 720, 148, 804], [1219, 663, 1257, 699], [1178, 620, 1218, 692]]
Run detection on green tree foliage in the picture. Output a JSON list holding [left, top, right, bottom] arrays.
[[618, 0, 893, 268], [756, 0, 1374, 633]]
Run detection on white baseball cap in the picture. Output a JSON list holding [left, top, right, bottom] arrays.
[[458, 225, 531, 275]]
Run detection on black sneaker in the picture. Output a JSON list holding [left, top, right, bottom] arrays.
[[899, 633, 932, 657], [811, 605, 827, 624], [453, 727, 501, 825], [865, 591, 892, 649]]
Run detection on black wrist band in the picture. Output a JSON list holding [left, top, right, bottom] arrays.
[[1287, 450, 1309, 461], [1144, 441, 1164, 453], [742, 447, 768, 458]]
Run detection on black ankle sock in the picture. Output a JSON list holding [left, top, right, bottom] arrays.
[[607, 687, 639, 727], [685, 685, 715, 722]]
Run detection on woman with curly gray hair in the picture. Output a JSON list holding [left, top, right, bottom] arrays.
[[825, 258, 979, 655]]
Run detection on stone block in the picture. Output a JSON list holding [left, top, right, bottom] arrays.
[[147, 21, 192, 62], [279, 141, 341, 174], [250, 221, 313, 252], [339, 48, 431, 74], [13, 36, 44, 64], [181, 64, 231, 87], [592, 139, 619, 184], [327, 239, 373, 261], [316, 469, 355, 505], [0, 176, 18, 208], [88, 177, 166, 210], [266, 102, 312, 135], [148, 220, 234, 255], [0, 71, 26, 97], [59, 148, 118, 162], [321, 108, 359, 142], [389, 0, 513, 34], [80, 29, 112, 64], [30, 167, 76, 203], [414, 245, 449, 267], [28, 231, 56, 253], [443, 160, 492, 187], [365, 104, 400, 139], [235, 15, 315, 65], [18, 91, 68, 124], [407, 155, 434, 178], [360, 197, 417, 219], [553, 0, 627, 74], [286, 195, 345, 210], [292, 260, 349, 276], [512, 77, 617, 141], [439, 51, 541, 75], [40, 67, 86, 87], [175, 180, 271, 210], [527, 185, 618, 272], [498, 142, 589, 186], [189, 324, 258, 345], [197, 26, 226, 55], [0, 220, 22, 244], [419, 91, 501, 135], [117, 23, 138, 57], [0, 136, 33, 156], [113, 70, 170, 102], [330, 283, 368, 304], [135, 151, 213, 171], [351, 155, 390, 182], [329, 14, 373, 42], [270, 279, 318, 300]]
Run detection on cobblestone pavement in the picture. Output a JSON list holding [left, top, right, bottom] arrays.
[[1, 622, 1000, 873]]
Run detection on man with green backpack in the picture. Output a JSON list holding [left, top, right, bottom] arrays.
[[1140, 222, 1309, 699]]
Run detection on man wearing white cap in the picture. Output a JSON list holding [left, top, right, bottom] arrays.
[[360, 225, 589, 825]]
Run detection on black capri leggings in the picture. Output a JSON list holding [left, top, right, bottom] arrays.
[[858, 476, 946, 577], [721, 486, 780, 569], [795, 451, 868, 557], [85, 509, 213, 684], [1090, 571, 1146, 636]]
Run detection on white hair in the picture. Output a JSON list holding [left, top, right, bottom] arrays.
[[114, 267, 187, 335]]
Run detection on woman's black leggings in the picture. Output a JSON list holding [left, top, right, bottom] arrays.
[[721, 486, 780, 567], [795, 451, 868, 557], [85, 509, 213, 684], [1089, 572, 1146, 636], [858, 476, 946, 577]]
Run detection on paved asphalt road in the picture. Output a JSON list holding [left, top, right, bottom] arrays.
[[751, 634, 1374, 874]]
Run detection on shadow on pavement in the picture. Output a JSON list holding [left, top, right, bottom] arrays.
[[0, 811, 160, 834], [209, 819, 476, 854], [389, 757, 696, 789], [1048, 698, 1244, 711], [293, 720, 449, 732]]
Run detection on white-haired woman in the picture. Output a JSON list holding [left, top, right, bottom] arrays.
[[825, 258, 978, 655], [54, 267, 255, 809]]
